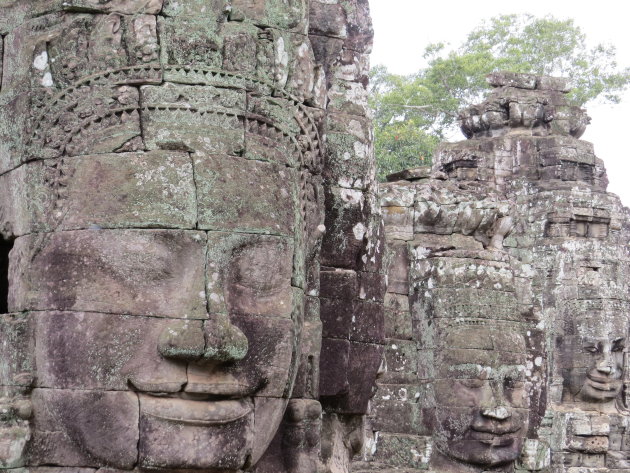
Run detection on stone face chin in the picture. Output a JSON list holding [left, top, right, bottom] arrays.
[[138, 396, 254, 470]]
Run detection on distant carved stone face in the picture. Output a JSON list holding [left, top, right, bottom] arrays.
[[563, 313, 626, 404], [433, 326, 530, 468], [576, 336, 624, 402]]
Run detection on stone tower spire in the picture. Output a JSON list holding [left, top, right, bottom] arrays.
[[363, 72, 630, 473]]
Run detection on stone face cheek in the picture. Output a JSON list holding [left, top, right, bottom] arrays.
[[9, 230, 208, 318]]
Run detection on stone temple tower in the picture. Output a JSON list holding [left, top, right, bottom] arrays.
[[362, 72, 630, 473]]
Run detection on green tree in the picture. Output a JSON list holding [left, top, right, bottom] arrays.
[[372, 14, 630, 180]]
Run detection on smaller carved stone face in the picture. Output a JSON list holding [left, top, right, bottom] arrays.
[[563, 313, 626, 404], [433, 326, 529, 468]]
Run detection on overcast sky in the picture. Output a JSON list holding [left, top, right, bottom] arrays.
[[369, 0, 630, 205]]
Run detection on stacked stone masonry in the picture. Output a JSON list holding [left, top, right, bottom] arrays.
[[358, 71, 630, 473], [2, 1, 630, 472]]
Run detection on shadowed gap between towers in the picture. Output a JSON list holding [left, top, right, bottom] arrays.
[[0, 235, 14, 313]]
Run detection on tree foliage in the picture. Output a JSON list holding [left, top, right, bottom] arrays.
[[372, 14, 630, 180]]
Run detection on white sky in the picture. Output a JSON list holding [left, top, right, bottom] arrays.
[[369, 0, 630, 205]]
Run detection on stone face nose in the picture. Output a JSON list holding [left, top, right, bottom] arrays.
[[157, 315, 248, 363], [158, 319, 205, 361], [481, 406, 511, 420], [203, 314, 249, 363], [596, 361, 613, 374]]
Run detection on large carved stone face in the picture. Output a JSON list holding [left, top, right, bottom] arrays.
[[562, 310, 627, 405], [433, 326, 530, 468], [11, 114, 316, 472], [24, 235, 303, 471], [0, 4, 326, 469]]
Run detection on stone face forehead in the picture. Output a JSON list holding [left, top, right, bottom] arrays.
[[413, 255, 519, 289], [440, 325, 527, 352], [569, 309, 629, 339], [438, 349, 528, 372]]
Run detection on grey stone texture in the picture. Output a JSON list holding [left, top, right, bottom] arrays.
[[0, 0, 384, 472], [357, 73, 630, 473], [5, 1, 629, 471]]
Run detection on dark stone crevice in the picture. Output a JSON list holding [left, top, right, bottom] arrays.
[[0, 235, 15, 313]]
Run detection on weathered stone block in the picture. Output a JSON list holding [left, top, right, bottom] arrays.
[[10, 230, 207, 318], [61, 0, 164, 14], [369, 384, 428, 435], [371, 432, 431, 469], [320, 297, 353, 340], [321, 186, 368, 269], [382, 205, 414, 240], [226, 314, 298, 398], [244, 120, 302, 168], [308, 34, 344, 84], [381, 339, 418, 384], [320, 297, 383, 344], [230, 0, 307, 32], [338, 341, 383, 413], [385, 243, 409, 294], [292, 319, 322, 399], [350, 300, 384, 344], [380, 182, 416, 207], [222, 23, 259, 73], [320, 269, 358, 300], [138, 393, 253, 470], [33, 311, 188, 391], [0, 35, 3, 93], [328, 48, 371, 84], [28, 389, 139, 468], [308, 1, 347, 38], [567, 436, 609, 454], [162, 0, 226, 17], [0, 313, 34, 387], [26, 83, 151, 160], [3, 13, 159, 94], [247, 94, 302, 136], [16, 469, 96, 473], [358, 209, 386, 274], [12, 151, 197, 233], [141, 84, 245, 155], [326, 79, 370, 117], [195, 153, 297, 235], [338, 0, 373, 53], [319, 338, 349, 398], [384, 293, 412, 340], [0, 93, 30, 174], [324, 131, 374, 188], [358, 271, 386, 302], [158, 16, 223, 68], [206, 232, 296, 318]]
